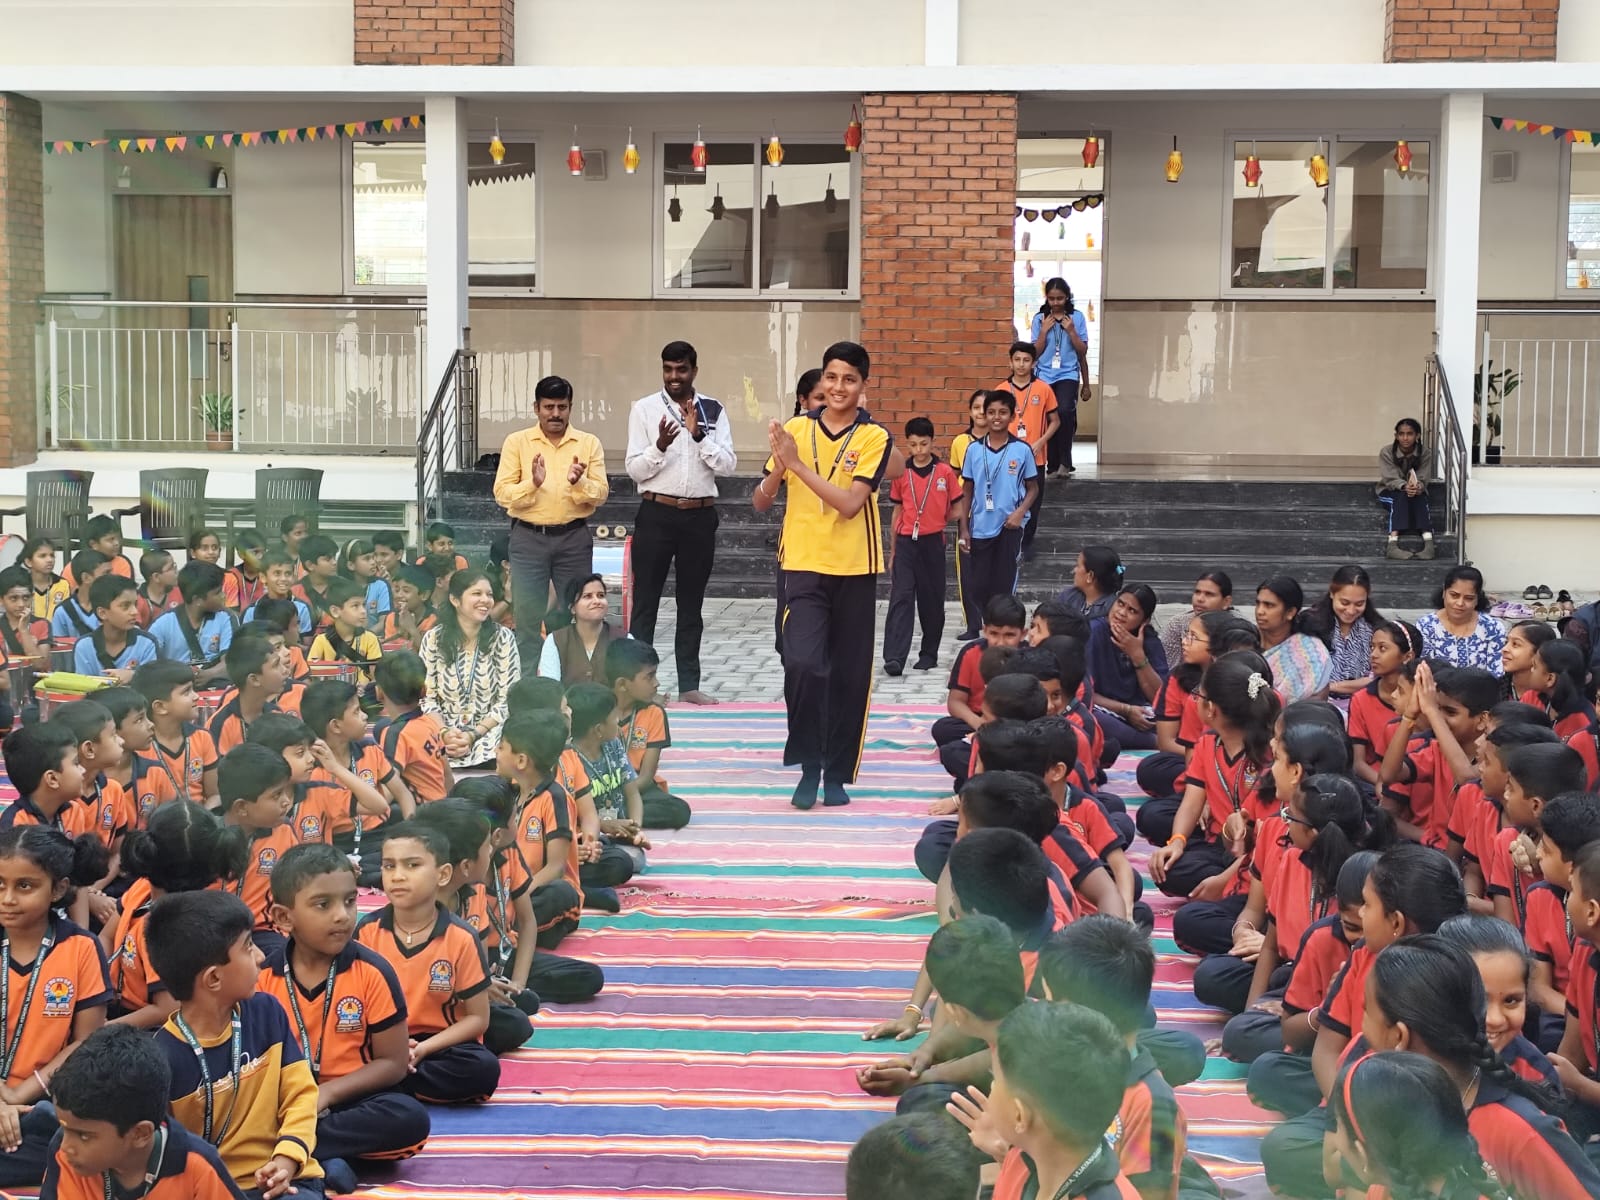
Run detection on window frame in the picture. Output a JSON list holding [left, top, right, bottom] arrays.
[[651, 132, 860, 301], [342, 131, 545, 298], [1219, 128, 1438, 300], [1557, 138, 1600, 298]]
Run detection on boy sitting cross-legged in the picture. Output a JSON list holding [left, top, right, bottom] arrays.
[[259, 843, 431, 1186], [372, 651, 453, 805], [496, 712, 585, 949], [42, 1023, 244, 1200], [218, 743, 300, 961], [72, 575, 158, 682], [354, 821, 499, 1105], [605, 638, 692, 830], [300, 679, 412, 885], [144, 890, 326, 1200], [131, 661, 220, 811]]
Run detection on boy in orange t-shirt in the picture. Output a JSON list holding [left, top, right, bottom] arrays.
[[608, 638, 691, 830], [995, 340, 1059, 561], [497, 711, 584, 945]]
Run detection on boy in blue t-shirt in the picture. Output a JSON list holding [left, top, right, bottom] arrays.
[[147, 562, 234, 683], [956, 390, 1038, 623], [73, 574, 159, 681]]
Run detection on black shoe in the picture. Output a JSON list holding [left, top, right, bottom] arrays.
[[885, 660, 903, 677], [914, 654, 937, 671], [955, 628, 978, 642], [584, 886, 621, 914], [822, 780, 851, 807], [792, 766, 822, 810]]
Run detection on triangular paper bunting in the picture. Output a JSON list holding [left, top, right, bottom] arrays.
[[344, 123, 359, 137], [137, 137, 156, 153], [117, 139, 132, 154], [324, 124, 337, 140], [407, 115, 422, 129], [163, 136, 185, 152], [278, 129, 294, 144]]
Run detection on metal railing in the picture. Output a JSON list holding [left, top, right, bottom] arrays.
[[1423, 352, 1469, 564], [40, 300, 425, 453], [417, 343, 479, 547], [1478, 308, 1600, 464]]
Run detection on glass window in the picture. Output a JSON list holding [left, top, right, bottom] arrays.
[[1230, 140, 1326, 289], [759, 143, 852, 291], [352, 143, 426, 288], [350, 140, 539, 291], [1332, 140, 1429, 290], [662, 141, 756, 290], [468, 141, 537, 290], [1566, 143, 1600, 290]]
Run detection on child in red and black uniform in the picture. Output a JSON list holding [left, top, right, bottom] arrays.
[[1345, 620, 1419, 788], [1447, 709, 1553, 908], [355, 822, 498, 1105], [1488, 742, 1586, 930], [1527, 793, 1600, 1050], [1378, 662, 1496, 849], [1527, 638, 1600, 789], [931, 595, 1026, 754], [1554, 839, 1600, 1137], [881, 417, 962, 676], [42, 1024, 244, 1200], [260, 843, 431, 1177], [1437, 914, 1561, 1086]]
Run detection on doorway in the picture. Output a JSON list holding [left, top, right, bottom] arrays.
[[1014, 137, 1104, 461], [112, 194, 235, 446]]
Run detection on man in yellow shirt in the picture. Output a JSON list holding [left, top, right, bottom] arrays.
[[493, 375, 610, 663], [754, 341, 892, 810]]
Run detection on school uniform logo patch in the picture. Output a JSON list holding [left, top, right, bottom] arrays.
[[335, 996, 365, 1033], [427, 960, 454, 992], [120, 934, 137, 965], [628, 728, 649, 751], [187, 758, 204, 784], [840, 450, 861, 475], [298, 815, 323, 841], [257, 848, 279, 876], [359, 769, 375, 785], [1006, 460, 1020, 475], [523, 813, 544, 842], [42, 978, 74, 1016], [137, 792, 156, 818], [935, 478, 948, 492], [100, 804, 116, 829]]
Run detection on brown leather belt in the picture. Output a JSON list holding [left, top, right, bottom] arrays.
[[641, 492, 715, 510]]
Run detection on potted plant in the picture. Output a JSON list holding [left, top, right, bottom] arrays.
[[199, 392, 234, 451], [1472, 361, 1519, 465]]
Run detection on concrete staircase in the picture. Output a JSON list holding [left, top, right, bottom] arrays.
[[434, 472, 1456, 608]]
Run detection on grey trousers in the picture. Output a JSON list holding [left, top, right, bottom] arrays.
[[509, 520, 594, 666]]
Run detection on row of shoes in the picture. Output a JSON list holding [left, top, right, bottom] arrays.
[[1489, 586, 1577, 622]]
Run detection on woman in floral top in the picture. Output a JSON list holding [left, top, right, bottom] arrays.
[[420, 569, 521, 768], [1299, 565, 1384, 707], [1416, 564, 1505, 674]]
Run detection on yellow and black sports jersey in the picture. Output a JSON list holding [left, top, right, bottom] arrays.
[[766, 409, 892, 577]]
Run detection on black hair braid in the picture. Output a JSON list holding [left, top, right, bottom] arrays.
[[1445, 1155, 1510, 1200], [1467, 1028, 1568, 1119]]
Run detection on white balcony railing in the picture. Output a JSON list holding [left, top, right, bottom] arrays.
[[40, 301, 426, 454], [1478, 309, 1600, 465]]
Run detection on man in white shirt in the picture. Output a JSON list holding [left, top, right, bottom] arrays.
[[623, 340, 737, 704]]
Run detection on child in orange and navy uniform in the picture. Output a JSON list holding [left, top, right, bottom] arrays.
[[224, 529, 269, 616], [301, 680, 412, 884], [0, 825, 114, 1191], [1, 722, 88, 836], [606, 639, 691, 830], [496, 712, 584, 948], [373, 652, 452, 805], [259, 844, 431, 1177], [881, 416, 962, 676], [244, 713, 358, 848], [355, 822, 498, 1105], [42, 1024, 244, 1200], [208, 634, 290, 755], [130, 662, 219, 810], [144, 890, 325, 1198], [218, 743, 300, 960]]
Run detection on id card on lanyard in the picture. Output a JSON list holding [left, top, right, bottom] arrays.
[[905, 470, 938, 541]]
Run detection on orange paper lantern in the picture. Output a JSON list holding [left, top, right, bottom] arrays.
[[691, 128, 708, 172], [1309, 141, 1329, 188], [488, 121, 506, 166], [623, 127, 640, 175], [1082, 136, 1100, 168], [1165, 136, 1183, 183], [766, 134, 783, 167]]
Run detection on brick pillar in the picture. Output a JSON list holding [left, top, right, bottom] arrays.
[[0, 94, 43, 469], [1386, 0, 1557, 61], [354, 0, 515, 65], [858, 94, 1018, 440]]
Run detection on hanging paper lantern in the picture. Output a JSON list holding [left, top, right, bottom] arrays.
[[766, 133, 784, 167], [691, 128, 708, 172], [1308, 141, 1329, 188], [567, 143, 585, 176], [668, 191, 683, 223], [1087, 300, 1096, 322], [623, 128, 640, 175], [1082, 135, 1100, 168], [1581, 270, 1592, 290], [1394, 139, 1412, 175], [1242, 153, 1262, 188], [824, 173, 838, 213], [1165, 136, 1183, 183], [1086, 231, 1094, 249], [844, 104, 863, 153], [710, 186, 726, 220], [488, 121, 505, 166]]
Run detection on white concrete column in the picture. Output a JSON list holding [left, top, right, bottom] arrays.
[[424, 94, 469, 439], [925, 0, 959, 65], [1436, 91, 1484, 438]]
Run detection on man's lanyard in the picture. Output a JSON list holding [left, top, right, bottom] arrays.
[[172, 1009, 244, 1144], [282, 957, 338, 1078], [660, 391, 709, 433], [809, 419, 860, 515], [904, 466, 939, 541], [0, 926, 54, 1082]]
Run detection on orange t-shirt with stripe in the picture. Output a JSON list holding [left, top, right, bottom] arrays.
[[256, 940, 408, 1083], [141, 726, 218, 807], [310, 739, 397, 836], [0, 916, 112, 1086], [375, 709, 449, 805], [355, 906, 489, 1038]]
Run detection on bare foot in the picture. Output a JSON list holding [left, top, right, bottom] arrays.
[[680, 690, 720, 706]]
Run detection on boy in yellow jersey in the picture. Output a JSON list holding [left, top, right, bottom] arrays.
[[754, 341, 892, 811]]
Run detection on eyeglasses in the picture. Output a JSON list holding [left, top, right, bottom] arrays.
[[1181, 631, 1209, 645], [1192, 690, 1210, 702], [1279, 805, 1317, 831]]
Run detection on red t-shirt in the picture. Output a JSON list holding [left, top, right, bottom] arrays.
[[888, 461, 961, 537], [1346, 681, 1399, 766], [1565, 941, 1599, 1074], [1182, 732, 1268, 837], [1525, 882, 1573, 996], [947, 639, 988, 715], [1484, 825, 1534, 929], [1283, 915, 1353, 1016], [1266, 846, 1330, 959], [1382, 732, 1459, 849], [1318, 941, 1374, 1040]]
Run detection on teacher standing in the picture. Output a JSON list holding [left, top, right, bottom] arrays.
[[624, 341, 736, 705], [493, 375, 610, 667]]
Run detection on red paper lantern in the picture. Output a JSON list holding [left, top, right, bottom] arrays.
[[1082, 136, 1100, 168], [690, 130, 708, 172], [567, 144, 585, 176], [1394, 139, 1412, 175], [1242, 154, 1262, 188], [844, 104, 863, 153]]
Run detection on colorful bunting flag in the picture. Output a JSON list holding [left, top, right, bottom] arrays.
[[43, 113, 424, 154], [1488, 115, 1600, 144]]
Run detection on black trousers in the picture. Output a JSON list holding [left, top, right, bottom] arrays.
[[1047, 379, 1080, 471], [527, 950, 604, 1004], [1380, 488, 1432, 535], [485, 1000, 536, 1054], [781, 571, 877, 785], [639, 782, 692, 830], [580, 839, 640, 890], [1171, 892, 1248, 954], [628, 501, 719, 693], [1136, 753, 1187, 804], [1248, 1051, 1322, 1117], [1021, 474, 1045, 555], [509, 520, 594, 667], [403, 1041, 501, 1105], [1194, 957, 1292, 1019], [967, 526, 1024, 619], [315, 1091, 432, 1162], [1222, 1004, 1289, 1065], [1154, 839, 1239, 901], [954, 542, 979, 635], [882, 533, 947, 667], [0, 1102, 58, 1188]]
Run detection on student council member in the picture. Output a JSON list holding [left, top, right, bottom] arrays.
[[623, 341, 736, 706], [754, 342, 892, 812], [492, 376, 609, 666]]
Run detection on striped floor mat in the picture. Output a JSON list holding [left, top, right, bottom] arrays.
[[2, 705, 1278, 1198]]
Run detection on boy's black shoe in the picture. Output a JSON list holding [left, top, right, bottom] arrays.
[[792, 766, 822, 810], [585, 886, 621, 914], [885, 660, 903, 677], [822, 780, 851, 807], [954, 627, 977, 642], [913, 654, 937, 671]]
